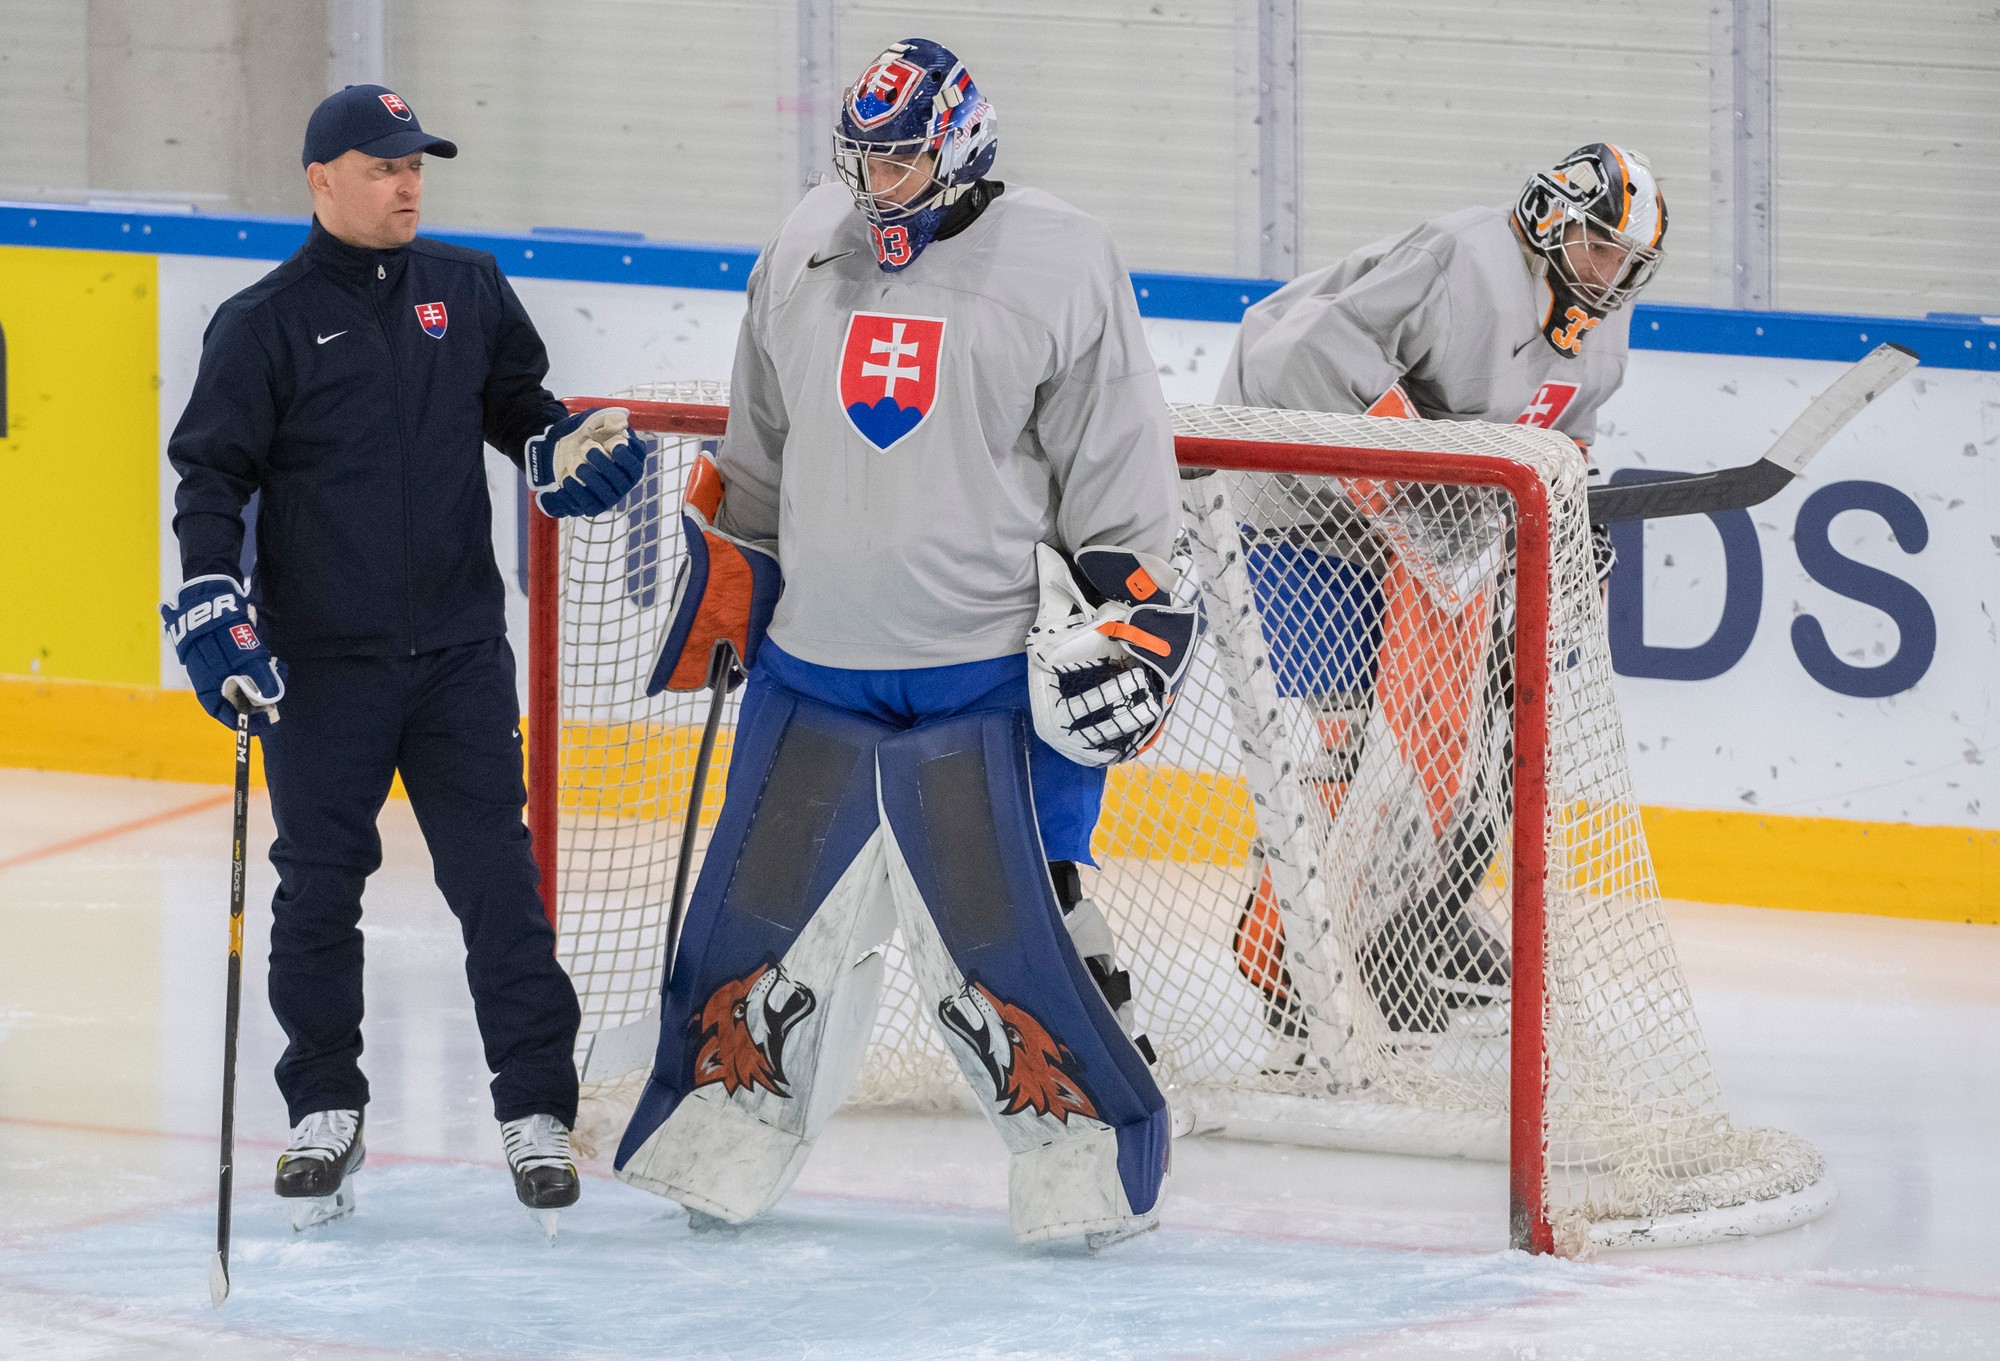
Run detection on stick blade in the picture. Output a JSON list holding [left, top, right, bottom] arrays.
[[581, 1012, 661, 1083], [1765, 342, 1921, 475], [208, 1251, 230, 1308]]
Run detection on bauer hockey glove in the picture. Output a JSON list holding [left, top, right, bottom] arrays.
[[526, 407, 648, 518], [645, 453, 783, 695], [160, 575, 287, 732], [1025, 543, 1200, 767]]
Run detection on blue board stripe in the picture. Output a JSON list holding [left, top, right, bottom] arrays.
[[3, 201, 1994, 371]]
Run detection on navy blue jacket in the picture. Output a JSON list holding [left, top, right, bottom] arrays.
[[168, 219, 566, 658]]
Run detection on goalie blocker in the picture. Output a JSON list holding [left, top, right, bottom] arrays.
[[613, 688, 1167, 1245], [647, 453, 783, 696]]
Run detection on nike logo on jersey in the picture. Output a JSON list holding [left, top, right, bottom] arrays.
[[1512, 336, 1537, 358], [316, 331, 348, 345], [807, 250, 856, 270]]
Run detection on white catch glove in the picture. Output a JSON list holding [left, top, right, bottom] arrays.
[[1025, 543, 1199, 767]]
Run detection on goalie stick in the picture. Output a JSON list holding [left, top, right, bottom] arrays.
[[580, 641, 736, 1083], [1586, 342, 1918, 525]]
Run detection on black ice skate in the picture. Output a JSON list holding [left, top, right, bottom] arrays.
[[1427, 907, 1512, 1034], [501, 1113, 579, 1241], [275, 1108, 364, 1231]]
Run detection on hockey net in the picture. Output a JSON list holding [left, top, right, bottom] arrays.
[[530, 384, 1829, 1256]]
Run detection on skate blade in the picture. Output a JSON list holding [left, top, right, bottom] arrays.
[[532, 1208, 561, 1243], [290, 1182, 356, 1232], [686, 1207, 745, 1236], [1448, 1004, 1510, 1039], [1085, 1216, 1159, 1252]]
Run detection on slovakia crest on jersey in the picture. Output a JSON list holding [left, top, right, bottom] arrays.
[[415, 301, 448, 339], [1516, 381, 1578, 429], [849, 57, 925, 128], [840, 311, 945, 451]]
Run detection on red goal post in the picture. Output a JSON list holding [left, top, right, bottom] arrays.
[[528, 391, 1827, 1258]]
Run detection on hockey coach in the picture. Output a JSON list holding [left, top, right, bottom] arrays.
[[161, 84, 645, 1230]]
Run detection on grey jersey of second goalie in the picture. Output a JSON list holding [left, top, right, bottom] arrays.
[[714, 183, 1179, 671], [1217, 205, 1630, 442]]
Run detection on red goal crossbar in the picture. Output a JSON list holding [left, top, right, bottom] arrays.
[[528, 397, 1557, 1254]]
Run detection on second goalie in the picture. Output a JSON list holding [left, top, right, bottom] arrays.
[[610, 38, 1196, 1246]]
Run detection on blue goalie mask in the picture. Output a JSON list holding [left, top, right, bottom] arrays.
[[834, 38, 998, 272]]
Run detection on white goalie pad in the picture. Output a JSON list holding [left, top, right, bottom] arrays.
[[613, 693, 900, 1224], [872, 709, 1171, 1245]]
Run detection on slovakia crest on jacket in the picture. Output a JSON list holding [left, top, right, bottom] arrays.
[[415, 301, 448, 339], [840, 311, 945, 451]]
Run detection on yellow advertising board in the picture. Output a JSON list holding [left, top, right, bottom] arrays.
[[0, 246, 159, 684]]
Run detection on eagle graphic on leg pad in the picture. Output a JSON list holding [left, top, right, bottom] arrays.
[[938, 982, 1100, 1125], [691, 963, 817, 1099]]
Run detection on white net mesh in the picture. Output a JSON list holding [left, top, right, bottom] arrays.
[[548, 385, 1826, 1253]]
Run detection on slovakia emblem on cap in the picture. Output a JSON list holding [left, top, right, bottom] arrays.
[[415, 301, 448, 339], [839, 312, 944, 451], [378, 91, 413, 120], [849, 57, 925, 129]]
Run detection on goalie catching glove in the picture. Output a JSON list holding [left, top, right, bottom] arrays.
[[525, 407, 648, 518], [1026, 544, 1199, 767], [645, 454, 783, 695]]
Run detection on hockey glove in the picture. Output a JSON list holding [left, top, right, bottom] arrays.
[[1026, 543, 1200, 767], [160, 575, 286, 732], [645, 453, 783, 695], [526, 407, 648, 518]]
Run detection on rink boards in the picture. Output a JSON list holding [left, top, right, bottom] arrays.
[[0, 205, 1995, 922]]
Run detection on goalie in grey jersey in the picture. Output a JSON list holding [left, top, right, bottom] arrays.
[[611, 38, 1195, 1247], [1214, 144, 1667, 1048]]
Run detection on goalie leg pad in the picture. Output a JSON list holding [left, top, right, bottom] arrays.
[[875, 710, 1169, 1244], [1234, 536, 1385, 1047], [614, 681, 897, 1221]]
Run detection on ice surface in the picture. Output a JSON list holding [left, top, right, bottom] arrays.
[[1, 1163, 1568, 1360], [2, 770, 1997, 1359]]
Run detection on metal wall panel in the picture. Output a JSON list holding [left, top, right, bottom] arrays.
[[1775, 2, 2000, 315], [0, 3, 1989, 317], [0, 0, 87, 197], [839, 1, 1241, 274], [386, 0, 786, 247], [1298, 2, 1713, 304]]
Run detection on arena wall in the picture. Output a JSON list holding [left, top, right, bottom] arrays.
[[2, 203, 1994, 923]]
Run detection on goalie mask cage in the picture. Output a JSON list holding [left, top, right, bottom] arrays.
[[528, 385, 1830, 1257]]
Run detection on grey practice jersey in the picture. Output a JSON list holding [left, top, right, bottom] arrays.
[[715, 183, 1179, 670], [1217, 205, 1630, 442]]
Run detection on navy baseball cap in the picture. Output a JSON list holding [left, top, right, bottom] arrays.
[[302, 85, 457, 169]]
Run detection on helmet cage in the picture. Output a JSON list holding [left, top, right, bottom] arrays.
[[833, 130, 965, 228], [1549, 206, 1663, 311]]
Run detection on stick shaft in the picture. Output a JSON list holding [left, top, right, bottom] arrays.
[[214, 708, 250, 1302], [1587, 342, 1918, 525], [663, 644, 735, 983]]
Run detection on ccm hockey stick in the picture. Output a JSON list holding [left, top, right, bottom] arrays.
[[1587, 342, 1918, 525], [580, 640, 737, 1084], [209, 699, 252, 1308]]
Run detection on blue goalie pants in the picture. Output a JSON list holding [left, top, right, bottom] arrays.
[[613, 643, 1168, 1241], [257, 638, 581, 1127], [751, 642, 1109, 863]]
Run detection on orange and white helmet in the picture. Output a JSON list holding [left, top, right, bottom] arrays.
[[1514, 143, 1668, 311]]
